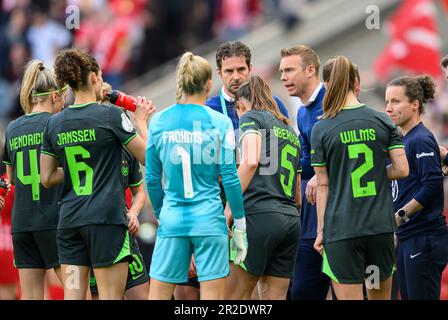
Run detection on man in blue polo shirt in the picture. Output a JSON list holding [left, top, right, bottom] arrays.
[[207, 41, 289, 140], [279, 45, 330, 300]]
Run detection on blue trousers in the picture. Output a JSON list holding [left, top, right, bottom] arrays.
[[290, 238, 331, 300], [397, 232, 448, 300]]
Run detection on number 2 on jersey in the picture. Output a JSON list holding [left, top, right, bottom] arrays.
[[16, 150, 40, 201], [348, 143, 376, 198], [176, 146, 194, 199]]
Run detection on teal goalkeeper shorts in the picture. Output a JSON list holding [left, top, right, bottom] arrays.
[[150, 235, 229, 283]]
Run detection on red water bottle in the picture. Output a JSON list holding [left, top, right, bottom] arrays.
[[106, 90, 137, 112], [0, 178, 8, 197]]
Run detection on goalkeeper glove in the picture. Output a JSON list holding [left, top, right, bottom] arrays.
[[232, 217, 248, 265]]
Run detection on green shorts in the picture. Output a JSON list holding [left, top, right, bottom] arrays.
[[323, 233, 395, 284], [231, 213, 301, 278], [57, 225, 131, 268], [12, 230, 59, 269], [89, 235, 149, 295]]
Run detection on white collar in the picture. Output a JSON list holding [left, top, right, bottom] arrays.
[[300, 82, 323, 107], [220, 87, 235, 103]]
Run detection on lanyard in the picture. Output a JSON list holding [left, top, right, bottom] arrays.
[[219, 94, 228, 116]]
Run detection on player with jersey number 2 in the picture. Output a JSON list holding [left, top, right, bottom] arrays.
[[311, 56, 409, 300], [146, 52, 247, 300]]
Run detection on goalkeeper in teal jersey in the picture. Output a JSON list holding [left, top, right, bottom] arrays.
[[146, 52, 247, 300]]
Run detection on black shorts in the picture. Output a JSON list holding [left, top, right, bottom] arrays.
[[57, 224, 132, 267], [89, 235, 149, 295], [323, 233, 395, 284], [231, 213, 301, 278], [12, 230, 59, 269]]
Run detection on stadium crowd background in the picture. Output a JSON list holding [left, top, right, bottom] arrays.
[[0, 0, 447, 299]]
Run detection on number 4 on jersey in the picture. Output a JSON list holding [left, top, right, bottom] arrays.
[[16, 150, 40, 201]]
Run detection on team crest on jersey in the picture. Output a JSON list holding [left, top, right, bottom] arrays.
[[121, 160, 129, 176], [391, 180, 399, 202], [121, 113, 134, 133]]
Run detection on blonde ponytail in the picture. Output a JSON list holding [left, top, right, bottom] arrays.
[[175, 52, 212, 103], [20, 60, 59, 114]]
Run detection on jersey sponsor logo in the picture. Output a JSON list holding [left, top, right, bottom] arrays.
[[391, 180, 399, 202], [416, 151, 434, 159], [121, 113, 134, 133], [240, 121, 256, 129]]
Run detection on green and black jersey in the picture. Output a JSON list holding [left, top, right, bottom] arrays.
[[238, 110, 301, 217], [310, 104, 404, 243], [121, 148, 143, 189], [41, 102, 137, 229], [2, 112, 61, 233]]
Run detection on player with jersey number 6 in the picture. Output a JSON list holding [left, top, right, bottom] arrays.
[[40, 49, 153, 300]]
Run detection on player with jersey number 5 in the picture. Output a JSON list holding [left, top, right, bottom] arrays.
[[385, 75, 448, 300], [310, 56, 409, 300], [224, 75, 302, 300], [39, 49, 153, 300], [146, 52, 247, 300], [2, 60, 67, 299]]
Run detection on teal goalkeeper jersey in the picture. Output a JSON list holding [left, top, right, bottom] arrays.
[[146, 103, 245, 238]]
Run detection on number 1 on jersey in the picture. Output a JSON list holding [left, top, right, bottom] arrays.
[[176, 146, 194, 199]]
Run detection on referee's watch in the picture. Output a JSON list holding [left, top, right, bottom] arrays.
[[397, 209, 410, 222]]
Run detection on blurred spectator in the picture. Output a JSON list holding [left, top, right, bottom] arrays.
[[74, 0, 145, 88], [215, 0, 262, 41], [27, 1, 72, 67]]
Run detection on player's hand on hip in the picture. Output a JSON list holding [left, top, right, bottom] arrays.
[[306, 175, 318, 205], [127, 211, 140, 236], [313, 232, 324, 255], [232, 228, 248, 265]]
